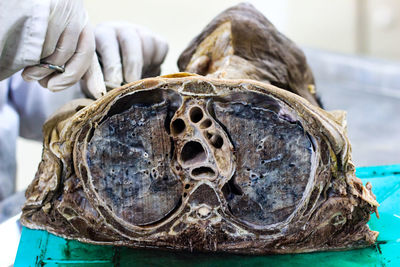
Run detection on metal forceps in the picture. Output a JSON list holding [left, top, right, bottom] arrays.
[[34, 62, 65, 73]]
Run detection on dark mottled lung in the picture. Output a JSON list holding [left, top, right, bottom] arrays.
[[87, 103, 182, 226], [214, 100, 313, 226]]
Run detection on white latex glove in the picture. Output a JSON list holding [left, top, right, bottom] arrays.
[[94, 22, 168, 88], [22, 0, 106, 98]]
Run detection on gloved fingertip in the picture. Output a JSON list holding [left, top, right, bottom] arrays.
[[90, 85, 106, 99], [47, 77, 71, 92], [83, 55, 108, 99], [22, 67, 54, 82], [83, 75, 107, 99], [21, 68, 35, 81], [21, 73, 34, 82], [47, 85, 69, 92], [96, 83, 107, 98]]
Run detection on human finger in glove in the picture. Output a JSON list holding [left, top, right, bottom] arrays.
[[94, 22, 169, 89], [0, 0, 105, 99]]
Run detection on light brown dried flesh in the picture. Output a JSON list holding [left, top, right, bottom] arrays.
[[20, 3, 379, 254]]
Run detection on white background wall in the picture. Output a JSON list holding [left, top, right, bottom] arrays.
[[16, 0, 400, 190]]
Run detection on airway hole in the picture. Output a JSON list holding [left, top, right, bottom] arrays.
[[189, 107, 203, 123], [200, 119, 212, 129], [191, 167, 215, 178], [171, 118, 186, 135], [210, 134, 224, 148], [180, 141, 206, 165]]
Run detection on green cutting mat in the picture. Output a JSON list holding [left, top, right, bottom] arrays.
[[14, 165, 400, 267]]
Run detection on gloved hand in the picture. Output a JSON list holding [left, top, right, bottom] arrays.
[[94, 22, 168, 88], [22, 0, 106, 99]]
